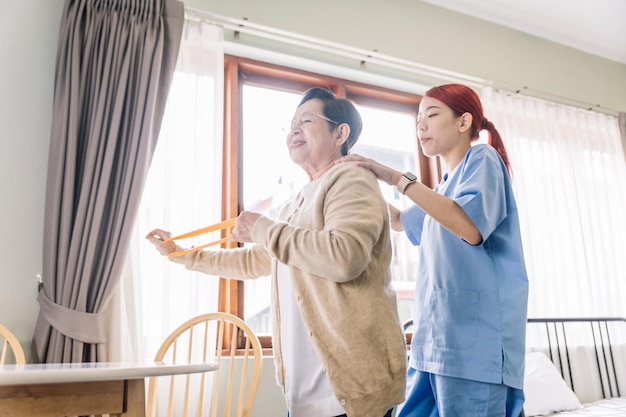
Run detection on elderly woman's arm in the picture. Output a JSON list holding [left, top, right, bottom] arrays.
[[251, 163, 388, 282]]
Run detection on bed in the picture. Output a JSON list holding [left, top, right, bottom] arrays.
[[523, 317, 626, 416]]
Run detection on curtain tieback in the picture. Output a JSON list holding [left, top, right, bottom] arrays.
[[37, 291, 107, 344]]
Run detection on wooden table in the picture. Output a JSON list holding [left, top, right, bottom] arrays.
[[0, 360, 218, 417]]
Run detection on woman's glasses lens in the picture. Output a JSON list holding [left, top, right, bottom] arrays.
[[282, 113, 337, 133]]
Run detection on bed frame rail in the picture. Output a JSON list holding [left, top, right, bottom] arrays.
[[526, 317, 626, 400]]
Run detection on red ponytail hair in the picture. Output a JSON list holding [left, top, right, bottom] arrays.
[[425, 84, 511, 174]]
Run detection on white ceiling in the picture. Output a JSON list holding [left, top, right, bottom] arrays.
[[421, 0, 626, 64]]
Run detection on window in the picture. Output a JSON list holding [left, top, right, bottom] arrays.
[[129, 55, 436, 355], [223, 56, 436, 345]]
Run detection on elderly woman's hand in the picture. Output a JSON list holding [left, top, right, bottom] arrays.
[[145, 229, 178, 256], [229, 211, 261, 243]]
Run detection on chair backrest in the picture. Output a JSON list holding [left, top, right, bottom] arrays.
[[147, 312, 263, 417], [0, 323, 26, 365]]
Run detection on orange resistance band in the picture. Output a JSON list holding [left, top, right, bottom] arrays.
[[165, 217, 237, 258]]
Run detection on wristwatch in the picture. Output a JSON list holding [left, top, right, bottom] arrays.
[[397, 171, 417, 194]]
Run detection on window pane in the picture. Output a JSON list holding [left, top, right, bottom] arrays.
[[352, 104, 419, 326], [241, 86, 421, 335]]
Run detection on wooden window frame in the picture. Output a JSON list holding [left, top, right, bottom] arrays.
[[219, 55, 438, 349]]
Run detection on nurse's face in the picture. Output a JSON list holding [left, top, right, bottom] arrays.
[[416, 96, 465, 159]]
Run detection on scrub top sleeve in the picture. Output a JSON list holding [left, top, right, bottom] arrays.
[[454, 146, 508, 243], [400, 205, 427, 245]]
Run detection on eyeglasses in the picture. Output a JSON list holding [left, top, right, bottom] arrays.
[[282, 112, 339, 133]]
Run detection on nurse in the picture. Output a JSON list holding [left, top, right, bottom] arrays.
[[338, 83, 529, 417]]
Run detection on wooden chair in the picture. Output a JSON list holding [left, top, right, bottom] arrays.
[[147, 312, 263, 417], [0, 323, 26, 365]]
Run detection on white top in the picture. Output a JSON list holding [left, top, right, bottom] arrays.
[[277, 180, 345, 417], [0, 360, 218, 386]]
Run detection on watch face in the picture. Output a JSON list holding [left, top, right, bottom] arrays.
[[398, 171, 417, 194]]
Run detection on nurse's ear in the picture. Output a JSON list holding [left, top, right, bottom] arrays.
[[458, 112, 472, 133]]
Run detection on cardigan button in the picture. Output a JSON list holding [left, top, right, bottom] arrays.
[[340, 399, 347, 405]]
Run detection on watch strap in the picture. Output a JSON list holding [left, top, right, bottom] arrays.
[[397, 172, 417, 194]]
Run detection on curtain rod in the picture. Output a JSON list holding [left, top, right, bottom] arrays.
[[184, 8, 619, 117], [184, 8, 484, 86], [485, 85, 619, 117]]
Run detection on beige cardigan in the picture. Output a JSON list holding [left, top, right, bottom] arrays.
[[173, 162, 407, 417]]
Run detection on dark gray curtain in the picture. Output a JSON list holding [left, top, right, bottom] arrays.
[[32, 0, 184, 363]]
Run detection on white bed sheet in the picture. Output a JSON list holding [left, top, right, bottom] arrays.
[[539, 398, 626, 416]]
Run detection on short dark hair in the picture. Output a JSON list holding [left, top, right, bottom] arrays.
[[299, 87, 363, 156]]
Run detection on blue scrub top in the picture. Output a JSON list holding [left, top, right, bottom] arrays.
[[401, 144, 529, 389]]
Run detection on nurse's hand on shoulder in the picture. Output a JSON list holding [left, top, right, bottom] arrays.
[[337, 154, 400, 187], [230, 211, 261, 243]]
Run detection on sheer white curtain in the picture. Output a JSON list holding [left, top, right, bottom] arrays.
[[117, 19, 225, 362], [482, 87, 626, 318]]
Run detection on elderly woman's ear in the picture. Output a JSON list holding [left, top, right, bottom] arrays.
[[335, 123, 350, 147]]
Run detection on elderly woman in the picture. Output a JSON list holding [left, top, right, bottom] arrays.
[[146, 87, 407, 417]]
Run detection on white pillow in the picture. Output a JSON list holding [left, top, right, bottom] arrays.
[[523, 351, 582, 416]]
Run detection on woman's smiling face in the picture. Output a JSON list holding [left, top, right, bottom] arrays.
[[286, 98, 343, 179]]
